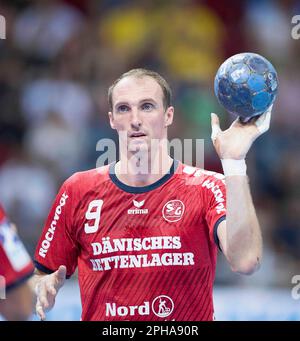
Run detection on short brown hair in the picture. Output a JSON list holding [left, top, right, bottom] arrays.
[[108, 68, 172, 111]]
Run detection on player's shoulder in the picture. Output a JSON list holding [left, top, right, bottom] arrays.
[[63, 164, 111, 190], [178, 162, 225, 186]]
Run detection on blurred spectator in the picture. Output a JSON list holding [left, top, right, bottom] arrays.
[[245, 0, 293, 62], [0, 146, 56, 253], [13, 0, 84, 61], [156, 2, 224, 82], [24, 112, 86, 178], [98, 2, 153, 74], [21, 77, 93, 131]]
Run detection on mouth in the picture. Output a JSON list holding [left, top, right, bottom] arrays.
[[129, 132, 147, 138]]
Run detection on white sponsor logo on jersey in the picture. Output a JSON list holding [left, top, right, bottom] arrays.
[[39, 192, 68, 258], [105, 295, 174, 318], [202, 180, 226, 214], [133, 200, 145, 208], [128, 199, 148, 215], [152, 295, 174, 318], [162, 200, 185, 222]]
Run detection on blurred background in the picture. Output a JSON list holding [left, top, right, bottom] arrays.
[[0, 0, 300, 320]]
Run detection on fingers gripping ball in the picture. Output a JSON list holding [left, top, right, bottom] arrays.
[[214, 53, 278, 121]]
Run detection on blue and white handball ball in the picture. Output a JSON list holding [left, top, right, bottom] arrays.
[[214, 53, 278, 120]]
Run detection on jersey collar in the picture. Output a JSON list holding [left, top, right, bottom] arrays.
[[109, 159, 179, 193]]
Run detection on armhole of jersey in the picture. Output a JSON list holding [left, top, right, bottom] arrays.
[[34, 260, 71, 279], [213, 215, 226, 252], [6, 269, 34, 293]]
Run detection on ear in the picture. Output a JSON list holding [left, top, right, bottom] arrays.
[[108, 111, 116, 130], [164, 106, 174, 127]]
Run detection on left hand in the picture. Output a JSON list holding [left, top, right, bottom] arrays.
[[211, 105, 273, 160]]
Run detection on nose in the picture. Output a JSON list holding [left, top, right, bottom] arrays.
[[130, 108, 142, 130]]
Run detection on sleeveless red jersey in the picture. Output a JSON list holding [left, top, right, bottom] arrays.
[[0, 205, 34, 292], [34, 160, 226, 321]]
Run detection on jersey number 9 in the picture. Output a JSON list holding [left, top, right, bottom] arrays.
[[84, 200, 104, 234]]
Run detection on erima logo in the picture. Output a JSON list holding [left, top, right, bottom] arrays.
[[133, 200, 144, 208], [106, 295, 174, 318], [127, 200, 148, 215]]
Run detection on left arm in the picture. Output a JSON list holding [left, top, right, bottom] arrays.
[[211, 107, 272, 274]]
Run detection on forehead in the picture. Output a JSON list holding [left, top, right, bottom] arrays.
[[112, 76, 164, 105]]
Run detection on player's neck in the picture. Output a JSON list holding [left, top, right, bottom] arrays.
[[115, 152, 174, 187]]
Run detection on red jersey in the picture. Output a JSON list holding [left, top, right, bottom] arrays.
[[0, 205, 34, 292], [34, 160, 226, 321]]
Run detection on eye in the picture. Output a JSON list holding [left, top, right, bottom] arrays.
[[117, 105, 130, 113], [141, 103, 154, 111]]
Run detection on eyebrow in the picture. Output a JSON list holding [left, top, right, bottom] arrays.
[[114, 98, 158, 108]]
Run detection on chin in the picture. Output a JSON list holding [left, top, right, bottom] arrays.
[[128, 140, 149, 153]]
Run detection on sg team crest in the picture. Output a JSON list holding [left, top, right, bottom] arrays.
[[162, 200, 185, 223]]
